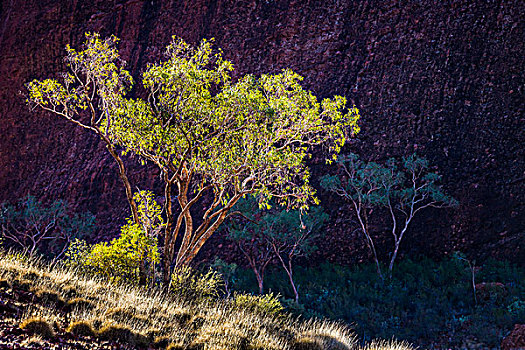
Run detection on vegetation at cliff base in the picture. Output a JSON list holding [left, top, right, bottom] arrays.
[[0, 250, 415, 350]]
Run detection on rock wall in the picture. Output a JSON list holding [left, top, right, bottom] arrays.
[[0, 0, 523, 264]]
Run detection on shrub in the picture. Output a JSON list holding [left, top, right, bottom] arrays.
[[65, 221, 159, 285], [170, 266, 223, 301], [19, 317, 55, 339], [232, 292, 285, 316]]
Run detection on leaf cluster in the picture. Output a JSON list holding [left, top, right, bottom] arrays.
[[228, 196, 328, 259], [64, 192, 161, 284], [321, 153, 457, 211]]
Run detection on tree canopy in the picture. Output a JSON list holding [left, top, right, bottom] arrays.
[[27, 33, 360, 283]]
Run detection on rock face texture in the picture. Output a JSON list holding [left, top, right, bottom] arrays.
[[0, 0, 523, 264], [501, 324, 525, 350]]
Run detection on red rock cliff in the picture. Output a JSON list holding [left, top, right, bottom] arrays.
[[0, 0, 523, 264]]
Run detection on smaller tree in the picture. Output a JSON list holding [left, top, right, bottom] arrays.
[[320, 154, 389, 279], [264, 206, 328, 303], [386, 155, 457, 274], [0, 195, 94, 258], [227, 197, 327, 302], [210, 258, 238, 298], [321, 153, 456, 278], [227, 198, 275, 295]]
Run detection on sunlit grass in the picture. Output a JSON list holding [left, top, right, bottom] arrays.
[[0, 250, 414, 349]]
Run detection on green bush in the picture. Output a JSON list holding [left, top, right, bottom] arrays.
[[64, 191, 161, 285], [228, 257, 525, 348], [169, 266, 223, 302], [232, 292, 284, 316]]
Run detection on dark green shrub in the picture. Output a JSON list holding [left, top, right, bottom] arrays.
[[230, 257, 524, 348]]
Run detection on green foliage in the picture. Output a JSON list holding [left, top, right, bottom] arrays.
[[27, 32, 359, 276], [229, 197, 327, 255], [66, 223, 159, 284], [0, 195, 94, 257], [321, 153, 456, 277], [169, 266, 223, 301], [232, 257, 525, 348], [65, 191, 160, 284], [227, 196, 328, 299], [210, 258, 238, 297], [231, 292, 284, 316], [63, 238, 90, 269]]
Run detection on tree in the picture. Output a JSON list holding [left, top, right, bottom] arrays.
[[27, 33, 360, 285], [264, 205, 327, 303], [227, 196, 327, 302], [321, 154, 388, 279], [226, 197, 275, 295], [321, 153, 456, 278], [0, 195, 94, 258]]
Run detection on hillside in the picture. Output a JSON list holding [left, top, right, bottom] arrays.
[[0, 251, 414, 350], [0, 0, 523, 264]]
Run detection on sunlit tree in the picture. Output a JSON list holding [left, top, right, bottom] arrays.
[[27, 33, 360, 284]]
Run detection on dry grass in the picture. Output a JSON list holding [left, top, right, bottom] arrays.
[[0, 251, 415, 349]]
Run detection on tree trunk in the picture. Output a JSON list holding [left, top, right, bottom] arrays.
[[255, 269, 264, 295], [105, 144, 139, 225]]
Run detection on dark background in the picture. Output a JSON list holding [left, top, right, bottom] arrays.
[[0, 0, 523, 265]]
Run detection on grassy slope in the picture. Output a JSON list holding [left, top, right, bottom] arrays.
[[0, 251, 414, 350]]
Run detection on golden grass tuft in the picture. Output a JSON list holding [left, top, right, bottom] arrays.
[[96, 323, 151, 347], [34, 288, 65, 307], [11, 278, 32, 291], [66, 320, 96, 337], [292, 338, 324, 350], [166, 343, 186, 350], [97, 323, 134, 341], [65, 297, 95, 312], [19, 317, 55, 339], [152, 335, 172, 348]]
